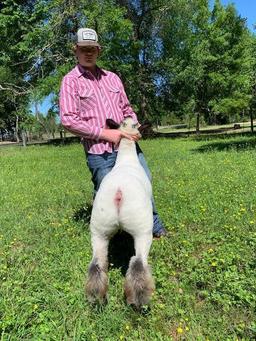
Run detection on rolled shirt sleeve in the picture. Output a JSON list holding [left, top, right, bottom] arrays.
[[59, 77, 102, 140]]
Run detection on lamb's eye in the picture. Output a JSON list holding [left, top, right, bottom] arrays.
[[132, 124, 137, 128], [122, 122, 127, 127]]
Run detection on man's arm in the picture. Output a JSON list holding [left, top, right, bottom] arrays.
[[60, 77, 102, 140]]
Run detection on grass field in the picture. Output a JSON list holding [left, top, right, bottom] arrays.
[[1, 134, 256, 340]]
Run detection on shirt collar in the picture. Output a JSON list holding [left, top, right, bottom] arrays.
[[75, 64, 106, 79]]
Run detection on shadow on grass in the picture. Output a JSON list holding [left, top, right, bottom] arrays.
[[191, 131, 256, 141], [73, 203, 92, 224], [41, 136, 81, 146], [47, 136, 81, 146], [154, 126, 233, 138], [193, 136, 256, 153], [20, 136, 82, 147], [154, 129, 256, 140], [109, 231, 135, 275], [73, 204, 135, 275]]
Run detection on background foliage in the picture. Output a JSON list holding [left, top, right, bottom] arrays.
[[0, 0, 256, 138]]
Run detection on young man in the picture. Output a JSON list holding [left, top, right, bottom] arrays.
[[59, 28, 166, 238]]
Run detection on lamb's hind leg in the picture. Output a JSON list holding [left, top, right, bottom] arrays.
[[86, 233, 109, 303], [124, 232, 155, 310]]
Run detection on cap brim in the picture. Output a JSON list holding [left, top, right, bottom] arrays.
[[77, 41, 100, 47]]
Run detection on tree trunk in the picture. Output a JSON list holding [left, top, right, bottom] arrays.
[[15, 115, 20, 142], [141, 93, 147, 120], [196, 112, 200, 134], [21, 130, 27, 147], [46, 130, 51, 140], [26, 130, 31, 142], [35, 102, 39, 121], [250, 110, 254, 133]]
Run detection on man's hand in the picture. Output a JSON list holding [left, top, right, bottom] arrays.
[[100, 129, 140, 145]]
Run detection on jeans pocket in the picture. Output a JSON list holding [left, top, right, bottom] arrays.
[[87, 154, 103, 171]]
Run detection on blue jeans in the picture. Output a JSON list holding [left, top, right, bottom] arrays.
[[86, 144, 165, 234]]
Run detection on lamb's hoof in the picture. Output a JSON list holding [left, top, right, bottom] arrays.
[[85, 263, 108, 304], [86, 288, 108, 305], [153, 227, 168, 239], [128, 302, 151, 314]]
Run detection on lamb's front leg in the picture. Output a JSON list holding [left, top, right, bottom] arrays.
[[124, 232, 155, 310], [86, 233, 109, 303]]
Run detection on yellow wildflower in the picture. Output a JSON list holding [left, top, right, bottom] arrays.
[[177, 327, 183, 334]]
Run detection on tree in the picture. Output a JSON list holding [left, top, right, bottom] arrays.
[[206, 1, 252, 125], [248, 33, 256, 132], [156, 0, 211, 131], [0, 0, 48, 140], [158, 0, 253, 131], [115, 0, 174, 121], [45, 107, 58, 139]]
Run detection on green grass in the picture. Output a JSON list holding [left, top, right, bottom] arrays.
[[1, 135, 256, 340]]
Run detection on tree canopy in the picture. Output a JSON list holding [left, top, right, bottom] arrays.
[[0, 0, 255, 139]]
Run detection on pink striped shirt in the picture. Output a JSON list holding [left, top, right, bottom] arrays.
[[59, 64, 138, 154]]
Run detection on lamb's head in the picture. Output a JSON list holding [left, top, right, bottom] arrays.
[[119, 117, 140, 136], [106, 117, 141, 137]]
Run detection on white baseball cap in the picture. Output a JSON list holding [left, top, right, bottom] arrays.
[[76, 28, 100, 47]]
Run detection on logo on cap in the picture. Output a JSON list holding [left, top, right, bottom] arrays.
[[82, 31, 96, 41]]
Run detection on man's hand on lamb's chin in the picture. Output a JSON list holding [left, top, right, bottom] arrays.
[[100, 129, 140, 144]]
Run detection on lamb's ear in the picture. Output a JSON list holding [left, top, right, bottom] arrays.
[[138, 122, 152, 135], [106, 119, 120, 129]]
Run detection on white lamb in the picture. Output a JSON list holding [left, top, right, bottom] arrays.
[[86, 117, 155, 309]]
